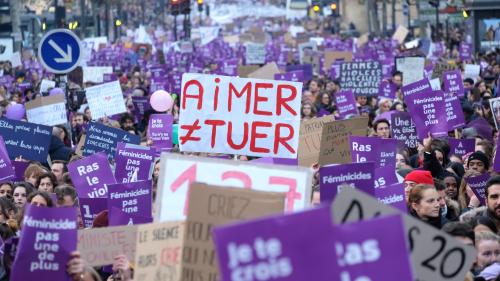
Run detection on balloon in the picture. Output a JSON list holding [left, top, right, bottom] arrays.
[[49, 87, 64, 96], [150, 90, 173, 112], [172, 124, 179, 145], [5, 103, 25, 120]]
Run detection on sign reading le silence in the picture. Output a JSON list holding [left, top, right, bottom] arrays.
[[38, 29, 82, 74]]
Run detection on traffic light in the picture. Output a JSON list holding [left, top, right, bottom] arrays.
[[115, 19, 122, 26], [68, 21, 78, 30], [462, 9, 469, 18], [197, 0, 203, 12], [312, 4, 320, 12], [169, 0, 191, 15], [330, 3, 337, 10], [42, 19, 47, 31]]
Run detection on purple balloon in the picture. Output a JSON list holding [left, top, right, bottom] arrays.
[[5, 103, 25, 120], [49, 87, 64, 96]]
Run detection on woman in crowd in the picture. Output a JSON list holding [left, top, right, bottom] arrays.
[[408, 184, 442, 229], [35, 172, 58, 193]]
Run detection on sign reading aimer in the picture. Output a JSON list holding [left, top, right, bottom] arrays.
[[180, 74, 302, 158]]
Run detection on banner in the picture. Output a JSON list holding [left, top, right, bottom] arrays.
[[402, 79, 448, 139], [0, 135, 14, 181], [391, 112, 418, 148], [108, 180, 153, 226], [77, 225, 137, 267], [67, 152, 116, 198], [85, 81, 127, 120], [0, 118, 52, 162], [318, 117, 368, 165], [335, 90, 358, 119], [179, 73, 302, 158], [332, 188, 476, 281], [320, 162, 375, 202], [26, 95, 67, 126], [340, 61, 382, 96], [83, 121, 141, 161], [181, 183, 285, 280], [396, 56, 425, 86], [155, 154, 312, 221], [114, 143, 155, 183], [11, 205, 77, 281], [298, 116, 335, 167]]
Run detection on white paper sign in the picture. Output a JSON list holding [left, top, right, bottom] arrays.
[[464, 64, 480, 83], [179, 73, 302, 158], [83, 66, 113, 84], [26, 95, 67, 126], [0, 38, 14, 62], [429, 78, 441, 91], [298, 42, 317, 64], [155, 154, 312, 222], [85, 80, 126, 120], [10, 52, 21, 68], [82, 37, 108, 51], [199, 26, 219, 46], [245, 42, 266, 65], [39, 79, 56, 94], [396, 56, 425, 86]]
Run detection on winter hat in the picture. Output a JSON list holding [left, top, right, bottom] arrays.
[[92, 210, 108, 228], [467, 151, 489, 171], [404, 170, 434, 185]]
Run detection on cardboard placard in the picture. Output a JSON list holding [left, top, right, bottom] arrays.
[[324, 51, 353, 71], [298, 115, 335, 167], [392, 25, 409, 44], [237, 65, 260, 78], [25, 94, 67, 126], [247, 62, 281, 80]]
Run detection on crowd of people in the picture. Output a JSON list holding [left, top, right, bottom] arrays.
[[0, 3, 498, 280]]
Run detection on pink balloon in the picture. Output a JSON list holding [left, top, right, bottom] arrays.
[[5, 103, 25, 120], [150, 90, 173, 112], [49, 87, 64, 96]]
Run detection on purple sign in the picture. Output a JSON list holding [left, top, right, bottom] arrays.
[[274, 70, 304, 83], [251, 157, 298, 166], [286, 64, 313, 81], [335, 90, 358, 119], [147, 114, 173, 150], [444, 93, 466, 130], [67, 152, 116, 198], [459, 43, 472, 61], [340, 61, 382, 97], [495, 135, 500, 172], [378, 80, 397, 100], [320, 162, 375, 203], [443, 70, 464, 96], [465, 173, 490, 206], [448, 138, 475, 159], [391, 112, 418, 148], [114, 142, 155, 183], [131, 97, 151, 119], [107, 180, 153, 226], [78, 198, 108, 228], [402, 79, 448, 139], [103, 73, 117, 83], [374, 183, 407, 212], [213, 206, 339, 281], [0, 135, 14, 181], [11, 204, 77, 281]]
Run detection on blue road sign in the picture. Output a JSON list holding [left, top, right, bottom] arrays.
[[38, 29, 82, 74]]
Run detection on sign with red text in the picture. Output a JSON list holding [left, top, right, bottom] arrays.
[[155, 154, 312, 222], [180, 74, 302, 158]]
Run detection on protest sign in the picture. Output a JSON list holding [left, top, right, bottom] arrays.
[[340, 61, 382, 96], [465, 173, 490, 206], [179, 73, 302, 158], [318, 117, 368, 165], [298, 115, 335, 167], [402, 79, 448, 139], [392, 25, 409, 44], [147, 114, 173, 150], [274, 70, 304, 83], [0, 135, 14, 181], [199, 27, 219, 45], [85, 81, 127, 120], [391, 111, 419, 148], [443, 70, 464, 96], [324, 51, 353, 71], [82, 66, 113, 83], [26, 94, 67, 126], [374, 183, 407, 212], [83, 121, 141, 161], [114, 143, 155, 183], [247, 62, 281, 80], [431, 62, 455, 80], [82, 36, 108, 51], [11, 161, 29, 182], [131, 96, 151, 118], [464, 64, 480, 83], [459, 43, 472, 61], [489, 97, 500, 130], [335, 90, 358, 119], [298, 42, 317, 64], [378, 80, 397, 100], [429, 78, 441, 91], [213, 206, 339, 281], [77, 225, 137, 267], [155, 153, 312, 222], [10, 52, 21, 68], [332, 188, 476, 281], [78, 197, 107, 228], [11, 205, 77, 281], [181, 183, 285, 280], [108, 180, 153, 226], [39, 79, 56, 94], [286, 64, 313, 81], [0, 118, 52, 162], [134, 221, 184, 281], [245, 42, 266, 65], [444, 93, 466, 130], [0, 37, 14, 61], [448, 138, 475, 158], [68, 152, 116, 198], [320, 162, 375, 202], [396, 56, 425, 86]]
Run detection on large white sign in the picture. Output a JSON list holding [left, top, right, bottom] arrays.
[[155, 154, 312, 222], [396, 56, 425, 86], [83, 66, 113, 84], [245, 42, 266, 65], [85, 80, 126, 120], [26, 95, 67, 126], [180, 73, 302, 158]]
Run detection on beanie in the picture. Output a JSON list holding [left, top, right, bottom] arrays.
[[404, 170, 434, 185], [468, 151, 489, 170], [92, 210, 108, 228]]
